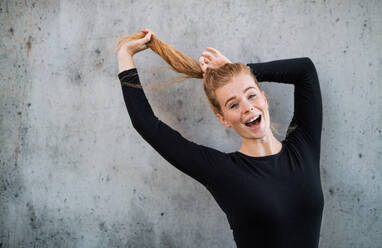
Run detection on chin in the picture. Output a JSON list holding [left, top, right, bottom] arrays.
[[247, 126, 270, 140]]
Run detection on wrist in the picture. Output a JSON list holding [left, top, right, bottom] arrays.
[[118, 50, 134, 59], [118, 54, 136, 73]]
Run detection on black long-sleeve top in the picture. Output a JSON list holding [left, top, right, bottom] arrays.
[[118, 57, 324, 248]]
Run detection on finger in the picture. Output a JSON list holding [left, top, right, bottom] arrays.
[[140, 29, 153, 39], [141, 31, 152, 43], [206, 47, 221, 56], [198, 57, 207, 71], [141, 29, 155, 37], [199, 56, 204, 64], [202, 51, 214, 61], [202, 57, 210, 66], [199, 55, 209, 64]]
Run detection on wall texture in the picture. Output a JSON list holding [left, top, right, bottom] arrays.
[[1, 0, 381, 247]]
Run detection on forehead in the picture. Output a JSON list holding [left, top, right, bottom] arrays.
[[215, 73, 258, 103]]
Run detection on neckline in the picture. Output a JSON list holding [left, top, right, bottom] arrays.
[[234, 140, 285, 160]]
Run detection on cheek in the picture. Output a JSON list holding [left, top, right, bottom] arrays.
[[258, 100, 270, 123], [227, 112, 241, 124], [260, 97, 268, 108], [259, 99, 268, 112]]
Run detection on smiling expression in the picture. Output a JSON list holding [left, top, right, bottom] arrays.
[[215, 72, 272, 141]]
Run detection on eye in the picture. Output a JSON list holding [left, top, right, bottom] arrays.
[[248, 94, 256, 99], [230, 103, 238, 109]]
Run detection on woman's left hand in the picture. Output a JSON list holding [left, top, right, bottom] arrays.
[[199, 47, 232, 77]]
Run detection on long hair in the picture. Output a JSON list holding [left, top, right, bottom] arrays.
[[115, 32, 203, 90], [114, 31, 289, 136]]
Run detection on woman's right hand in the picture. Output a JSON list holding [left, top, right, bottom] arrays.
[[117, 29, 154, 58], [199, 47, 232, 77]]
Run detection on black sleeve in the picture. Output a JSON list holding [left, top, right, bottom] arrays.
[[247, 57, 323, 153], [118, 68, 220, 188]]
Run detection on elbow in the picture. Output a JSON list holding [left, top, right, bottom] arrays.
[[302, 57, 316, 72], [300, 57, 318, 78], [131, 119, 149, 139], [130, 113, 159, 136], [131, 117, 147, 134]]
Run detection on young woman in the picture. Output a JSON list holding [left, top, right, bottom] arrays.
[[116, 29, 324, 248]]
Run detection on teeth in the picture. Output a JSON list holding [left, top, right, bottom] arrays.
[[246, 115, 260, 123]]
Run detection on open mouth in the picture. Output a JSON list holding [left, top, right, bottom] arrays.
[[245, 115, 262, 128]]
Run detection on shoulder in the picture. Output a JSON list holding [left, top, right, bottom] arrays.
[[197, 144, 232, 162], [284, 125, 320, 161]]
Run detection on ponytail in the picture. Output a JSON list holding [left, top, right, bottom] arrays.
[[115, 31, 203, 90]]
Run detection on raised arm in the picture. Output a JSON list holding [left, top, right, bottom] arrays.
[[118, 68, 220, 187], [247, 58, 323, 153], [116, 31, 221, 187]]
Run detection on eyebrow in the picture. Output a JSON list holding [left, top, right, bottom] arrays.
[[224, 86, 257, 107]]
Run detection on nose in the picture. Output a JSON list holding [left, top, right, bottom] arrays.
[[242, 99, 254, 114]]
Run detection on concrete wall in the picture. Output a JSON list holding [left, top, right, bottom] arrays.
[[1, 0, 381, 247]]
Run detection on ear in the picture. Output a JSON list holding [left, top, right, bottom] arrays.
[[216, 113, 231, 128]]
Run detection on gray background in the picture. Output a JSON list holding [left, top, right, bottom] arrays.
[[1, 0, 381, 247]]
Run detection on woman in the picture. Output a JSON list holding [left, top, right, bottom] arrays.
[[116, 29, 324, 248]]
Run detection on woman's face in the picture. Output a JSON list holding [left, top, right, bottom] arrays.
[[215, 73, 271, 141]]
